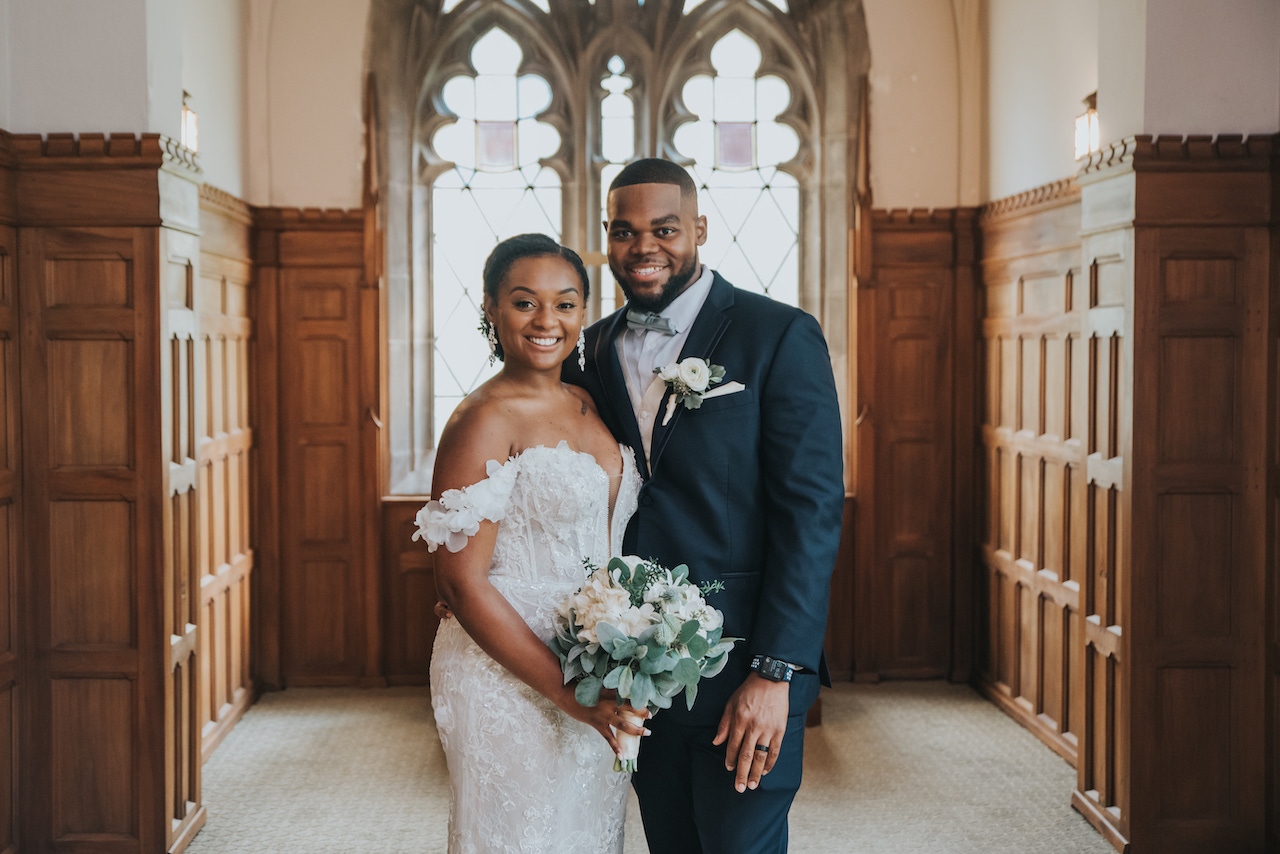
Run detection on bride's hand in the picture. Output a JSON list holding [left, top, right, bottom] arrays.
[[567, 696, 649, 755]]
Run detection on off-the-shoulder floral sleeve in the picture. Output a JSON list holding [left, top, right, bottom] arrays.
[[413, 457, 520, 553]]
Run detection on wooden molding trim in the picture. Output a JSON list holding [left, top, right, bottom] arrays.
[[254, 206, 364, 231], [978, 177, 1080, 222], [8, 132, 201, 176], [871, 207, 977, 228], [1078, 132, 1277, 179], [199, 183, 253, 226]]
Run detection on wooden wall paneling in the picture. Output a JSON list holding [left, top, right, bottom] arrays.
[[1269, 148, 1280, 854], [975, 179, 1084, 765], [382, 499, 437, 684], [159, 221, 204, 850], [195, 187, 255, 758], [858, 209, 965, 679], [823, 497, 856, 680], [1074, 134, 1274, 854], [14, 134, 206, 854], [251, 225, 282, 690], [0, 131, 19, 854], [262, 210, 371, 686]]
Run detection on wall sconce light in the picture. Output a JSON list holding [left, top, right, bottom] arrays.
[[181, 90, 199, 152], [1074, 91, 1098, 160]]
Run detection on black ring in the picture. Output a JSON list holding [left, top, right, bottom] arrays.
[[754, 744, 770, 753]]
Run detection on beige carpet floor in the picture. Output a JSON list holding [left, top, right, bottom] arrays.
[[187, 682, 1113, 853]]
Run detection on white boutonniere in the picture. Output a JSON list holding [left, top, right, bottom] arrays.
[[654, 357, 727, 425]]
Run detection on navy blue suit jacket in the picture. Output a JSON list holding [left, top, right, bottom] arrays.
[[564, 272, 845, 726]]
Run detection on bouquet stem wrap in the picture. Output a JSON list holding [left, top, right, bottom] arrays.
[[614, 707, 647, 772]]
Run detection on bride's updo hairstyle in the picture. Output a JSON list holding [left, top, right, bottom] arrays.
[[481, 233, 590, 362]]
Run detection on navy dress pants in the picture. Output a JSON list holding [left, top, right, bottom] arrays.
[[631, 711, 808, 854]]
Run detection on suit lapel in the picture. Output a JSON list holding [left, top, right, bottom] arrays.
[[648, 273, 735, 476], [595, 309, 649, 477]]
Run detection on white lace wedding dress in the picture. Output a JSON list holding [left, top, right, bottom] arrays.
[[419, 441, 641, 854]]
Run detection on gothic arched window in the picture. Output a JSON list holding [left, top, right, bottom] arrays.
[[373, 0, 867, 493]]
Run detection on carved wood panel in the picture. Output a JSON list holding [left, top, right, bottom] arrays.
[[195, 190, 255, 759], [1072, 133, 1274, 854], [18, 224, 170, 853], [976, 184, 1084, 764]]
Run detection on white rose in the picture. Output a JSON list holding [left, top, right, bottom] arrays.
[[677, 358, 710, 393], [657, 363, 680, 382]]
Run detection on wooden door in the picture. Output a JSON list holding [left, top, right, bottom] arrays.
[[856, 210, 965, 679], [278, 263, 368, 684]]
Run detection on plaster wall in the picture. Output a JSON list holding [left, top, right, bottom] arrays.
[[986, 0, 1097, 200], [0, 0, 10, 130], [246, 0, 369, 207], [1143, 0, 1280, 135], [6, 0, 153, 134], [183, 0, 248, 196], [862, 0, 960, 209]]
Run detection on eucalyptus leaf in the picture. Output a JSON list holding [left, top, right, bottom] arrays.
[[684, 681, 699, 710], [575, 676, 604, 707], [645, 641, 665, 661], [655, 674, 684, 697], [656, 652, 681, 673], [603, 664, 626, 690], [581, 651, 597, 674], [631, 671, 654, 711], [701, 652, 728, 679], [639, 655, 663, 675], [614, 639, 638, 660], [675, 620, 696, 644], [637, 625, 659, 645], [617, 664, 633, 698], [673, 657, 701, 686], [671, 564, 689, 582], [596, 621, 626, 649], [607, 556, 632, 579], [565, 658, 584, 683], [686, 634, 709, 660], [652, 691, 672, 709], [707, 627, 723, 646], [567, 644, 586, 663]]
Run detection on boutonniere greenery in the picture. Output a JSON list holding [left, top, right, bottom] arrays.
[[654, 357, 726, 425]]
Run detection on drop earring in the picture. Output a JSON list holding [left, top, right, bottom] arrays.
[[481, 312, 498, 365], [576, 327, 586, 372]]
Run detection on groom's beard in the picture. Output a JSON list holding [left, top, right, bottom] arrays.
[[614, 254, 700, 314]]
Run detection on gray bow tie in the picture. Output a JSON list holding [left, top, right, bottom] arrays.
[[626, 310, 677, 336]]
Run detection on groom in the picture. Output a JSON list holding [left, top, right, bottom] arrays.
[[563, 159, 844, 853]]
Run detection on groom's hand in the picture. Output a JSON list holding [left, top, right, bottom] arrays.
[[713, 674, 789, 793]]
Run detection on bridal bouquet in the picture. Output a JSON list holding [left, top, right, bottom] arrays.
[[551, 556, 738, 771]]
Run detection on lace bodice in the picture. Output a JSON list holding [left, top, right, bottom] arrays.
[[422, 441, 641, 854]]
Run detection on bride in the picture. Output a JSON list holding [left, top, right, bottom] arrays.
[[418, 234, 646, 853]]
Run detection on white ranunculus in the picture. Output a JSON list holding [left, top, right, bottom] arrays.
[[677, 358, 711, 393], [657, 364, 680, 382]]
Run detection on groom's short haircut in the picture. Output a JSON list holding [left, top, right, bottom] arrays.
[[609, 158, 697, 203]]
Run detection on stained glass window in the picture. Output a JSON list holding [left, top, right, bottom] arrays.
[[429, 28, 562, 442], [673, 29, 800, 305]]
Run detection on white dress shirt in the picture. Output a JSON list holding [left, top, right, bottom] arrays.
[[615, 264, 715, 461]]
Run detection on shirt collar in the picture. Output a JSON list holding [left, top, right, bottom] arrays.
[[633, 264, 712, 336]]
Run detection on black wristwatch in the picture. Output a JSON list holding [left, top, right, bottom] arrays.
[[750, 654, 797, 683]]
